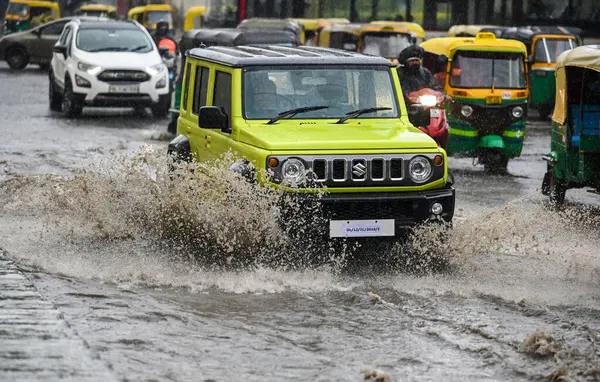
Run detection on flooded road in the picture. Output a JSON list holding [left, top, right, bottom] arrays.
[[1, 63, 600, 381]]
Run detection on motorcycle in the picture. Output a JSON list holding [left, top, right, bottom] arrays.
[[158, 40, 177, 94], [406, 88, 449, 151]]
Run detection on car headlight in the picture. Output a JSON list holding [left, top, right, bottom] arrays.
[[511, 106, 524, 118], [77, 62, 101, 75], [419, 95, 437, 107], [147, 63, 165, 76], [155, 77, 166, 89], [461, 105, 473, 118], [408, 156, 433, 184], [281, 158, 306, 185]]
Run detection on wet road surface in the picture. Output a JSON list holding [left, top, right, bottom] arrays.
[[1, 62, 600, 381]]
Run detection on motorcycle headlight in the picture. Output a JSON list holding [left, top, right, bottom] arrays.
[[511, 106, 524, 118], [408, 156, 433, 184], [147, 63, 165, 76], [281, 158, 306, 185], [461, 105, 474, 118], [77, 62, 101, 75], [419, 95, 437, 107]]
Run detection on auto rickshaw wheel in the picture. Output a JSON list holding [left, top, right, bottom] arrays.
[[549, 171, 567, 207], [6, 46, 29, 70], [482, 151, 509, 174], [538, 106, 553, 120]]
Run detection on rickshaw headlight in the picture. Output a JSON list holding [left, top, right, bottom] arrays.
[[408, 156, 433, 184], [461, 105, 473, 118], [419, 95, 437, 107], [511, 106, 524, 118]]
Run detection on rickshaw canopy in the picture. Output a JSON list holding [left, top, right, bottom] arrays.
[[552, 45, 600, 124], [183, 6, 206, 32], [448, 24, 501, 37], [372, 20, 425, 40], [421, 32, 527, 58]]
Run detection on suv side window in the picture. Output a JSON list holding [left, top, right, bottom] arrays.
[[58, 25, 70, 44], [213, 71, 232, 129], [65, 27, 74, 56], [182, 63, 192, 111], [192, 66, 209, 114], [41, 20, 67, 36]]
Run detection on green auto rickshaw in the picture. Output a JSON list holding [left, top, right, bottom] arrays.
[[541, 45, 600, 205], [3, 0, 60, 34], [501, 26, 579, 119], [167, 28, 299, 134]]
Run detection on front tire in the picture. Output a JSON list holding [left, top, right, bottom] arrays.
[[48, 73, 63, 112], [6, 46, 29, 70], [151, 95, 170, 118], [549, 171, 567, 207], [61, 79, 83, 118], [482, 151, 509, 174]]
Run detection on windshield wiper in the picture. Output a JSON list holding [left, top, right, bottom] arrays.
[[89, 47, 129, 52], [267, 105, 328, 125], [336, 107, 392, 124], [130, 45, 150, 52]]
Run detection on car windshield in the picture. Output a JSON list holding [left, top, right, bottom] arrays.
[[146, 11, 172, 25], [243, 66, 399, 120], [534, 38, 575, 63], [76, 28, 154, 53], [449, 51, 527, 89], [361, 33, 412, 58], [6, 2, 28, 16]]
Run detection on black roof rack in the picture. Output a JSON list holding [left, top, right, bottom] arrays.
[[186, 45, 395, 67]]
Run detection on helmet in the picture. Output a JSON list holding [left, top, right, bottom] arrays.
[[155, 20, 169, 36], [398, 45, 424, 67]]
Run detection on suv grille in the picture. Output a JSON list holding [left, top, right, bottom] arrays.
[[97, 70, 150, 83]]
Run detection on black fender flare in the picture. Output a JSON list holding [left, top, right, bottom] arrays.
[[167, 134, 192, 162]]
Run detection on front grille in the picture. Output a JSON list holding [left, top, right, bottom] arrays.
[[97, 70, 150, 83], [270, 154, 444, 187], [324, 198, 414, 220]]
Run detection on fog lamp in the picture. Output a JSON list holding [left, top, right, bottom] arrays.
[[431, 202, 443, 215], [461, 105, 473, 118]]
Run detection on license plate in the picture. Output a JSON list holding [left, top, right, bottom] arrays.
[[109, 84, 139, 93], [329, 219, 395, 238], [486, 96, 502, 105], [430, 109, 441, 118]]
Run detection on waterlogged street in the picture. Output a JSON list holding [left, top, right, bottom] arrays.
[[1, 62, 600, 381]]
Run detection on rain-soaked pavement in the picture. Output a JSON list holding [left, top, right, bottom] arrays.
[[1, 62, 600, 382]]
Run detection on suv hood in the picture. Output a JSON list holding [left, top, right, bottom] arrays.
[[238, 121, 438, 151], [75, 51, 161, 69]]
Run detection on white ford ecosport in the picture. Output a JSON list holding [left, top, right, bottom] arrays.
[[49, 18, 170, 118]]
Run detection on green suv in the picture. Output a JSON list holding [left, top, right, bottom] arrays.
[[168, 45, 455, 239]]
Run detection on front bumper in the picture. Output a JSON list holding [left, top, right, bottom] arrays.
[[282, 186, 455, 239]]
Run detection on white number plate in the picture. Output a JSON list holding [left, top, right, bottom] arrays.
[[109, 84, 139, 93], [430, 109, 441, 118], [329, 219, 395, 238]]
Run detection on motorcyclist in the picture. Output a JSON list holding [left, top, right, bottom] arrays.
[[396, 45, 442, 95], [151, 20, 177, 53]]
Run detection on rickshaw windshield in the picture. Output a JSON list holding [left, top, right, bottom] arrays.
[[7, 2, 28, 16], [243, 66, 398, 120], [361, 33, 411, 58], [533, 38, 575, 64], [450, 51, 527, 89], [147, 11, 172, 24]]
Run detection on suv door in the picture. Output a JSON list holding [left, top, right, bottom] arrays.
[[30, 19, 68, 63], [187, 64, 212, 161], [205, 69, 233, 159], [52, 25, 72, 88]]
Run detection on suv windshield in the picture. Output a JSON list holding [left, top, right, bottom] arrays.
[[6, 2, 28, 16], [146, 11, 172, 25], [450, 51, 527, 89], [362, 33, 412, 58], [243, 66, 399, 120], [534, 38, 575, 63], [76, 28, 154, 53]]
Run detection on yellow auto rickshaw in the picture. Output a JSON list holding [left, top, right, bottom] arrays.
[[289, 18, 320, 46], [3, 0, 60, 34], [318, 22, 413, 62], [313, 18, 349, 46], [75, 4, 117, 19], [183, 6, 205, 32], [372, 20, 425, 44], [421, 32, 529, 172], [128, 4, 175, 34]]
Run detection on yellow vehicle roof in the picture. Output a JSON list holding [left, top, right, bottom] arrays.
[[128, 6, 145, 15], [556, 45, 600, 72], [322, 23, 364, 34], [186, 6, 205, 15], [10, 0, 58, 7], [371, 21, 425, 38], [289, 18, 320, 30], [145, 4, 173, 11], [421, 33, 527, 56], [361, 22, 411, 35], [79, 4, 116, 11], [448, 24, 500, 37]]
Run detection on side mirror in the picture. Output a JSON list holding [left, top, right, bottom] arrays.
[[528, 55, 534, 64], [52, 44, 66, 57], [199, 106, 229, 132]]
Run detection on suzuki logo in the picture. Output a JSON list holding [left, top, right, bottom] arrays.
[[352, 161, 367, 178]]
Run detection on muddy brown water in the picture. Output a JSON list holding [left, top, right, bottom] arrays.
[[1, 63, 600, 381]]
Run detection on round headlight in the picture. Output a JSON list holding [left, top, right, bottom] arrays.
[[409, 156, 433, 184], [511, 106, 524, 118], [281, 158, 306, 185], [461, 105, 474, 118]]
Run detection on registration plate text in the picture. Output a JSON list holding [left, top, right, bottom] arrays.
[[109, 84, 139, 93], [329, 219, 395, 238]]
